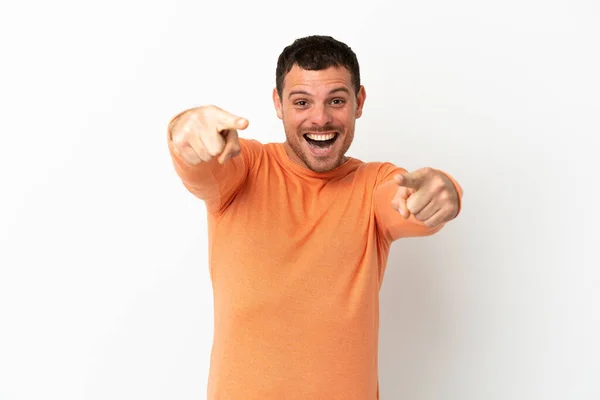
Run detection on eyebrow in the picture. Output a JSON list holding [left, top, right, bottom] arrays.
[[288, 87, 351, 99]]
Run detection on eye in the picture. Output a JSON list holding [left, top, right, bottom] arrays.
[[294, 100, 308, 107], [331, 98, 346, 106]]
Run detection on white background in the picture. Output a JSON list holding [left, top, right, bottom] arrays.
[[1, 0, 598, 399]]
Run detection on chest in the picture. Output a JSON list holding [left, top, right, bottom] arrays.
[[215, 171, 378, 264]]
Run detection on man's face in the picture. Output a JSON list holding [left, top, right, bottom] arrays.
[[273, 65, 366, 173]]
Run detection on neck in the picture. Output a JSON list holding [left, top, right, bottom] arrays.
[[282, 141, 305, 167]]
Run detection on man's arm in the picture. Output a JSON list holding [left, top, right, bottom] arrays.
[[374, 164, 463, 242], [168, 105, 257, 214]]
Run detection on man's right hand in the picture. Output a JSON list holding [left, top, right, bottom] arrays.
[[170, 105, 249, 165]]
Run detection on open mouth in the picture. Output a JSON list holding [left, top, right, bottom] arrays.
[[303, 132, 339, 148]]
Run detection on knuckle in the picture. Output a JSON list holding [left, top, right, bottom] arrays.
[[193, 108, 207, 121], [422, 167, 434, 176], [207, 147, 222, 157], [179, 124, 193, 137], [450, 204, 459, 217], [171, 131, 185, 146], [432, 175, 446, 189], [197, 105, 217, 122], [202, 104, 218, 113]]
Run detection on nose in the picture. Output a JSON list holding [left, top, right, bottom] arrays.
[[309, 104, 333, 127]]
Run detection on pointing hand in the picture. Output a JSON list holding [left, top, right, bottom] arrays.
[[171, 105, 249, 165], [392, 167, 459, 228]]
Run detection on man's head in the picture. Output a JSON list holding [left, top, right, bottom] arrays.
[[273, 35, 366, 173]]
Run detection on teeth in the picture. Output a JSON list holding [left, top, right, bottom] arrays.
[[306, 133, 336, 141]]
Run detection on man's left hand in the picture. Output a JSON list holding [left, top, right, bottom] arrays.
[[392, 168, 460, 228]]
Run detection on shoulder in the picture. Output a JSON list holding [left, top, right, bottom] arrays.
[[354, 160, 408, 185], [239, 137, 264, 151], [238, 137, 266, 162]]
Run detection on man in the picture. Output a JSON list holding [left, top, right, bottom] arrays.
[[168, 35, 463, 400]]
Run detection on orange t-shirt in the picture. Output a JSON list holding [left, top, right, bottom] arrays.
[[168, 132, 462, 400]]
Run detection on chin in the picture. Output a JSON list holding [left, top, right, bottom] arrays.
[[304, 156, 344, 172]]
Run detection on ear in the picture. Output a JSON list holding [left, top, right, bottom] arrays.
[[355, 85, 367, 119], [273, 88, 283, 120]]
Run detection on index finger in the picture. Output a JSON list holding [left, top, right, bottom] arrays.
[[394, 171, 424, 189], [214, 109, 249, 132]]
